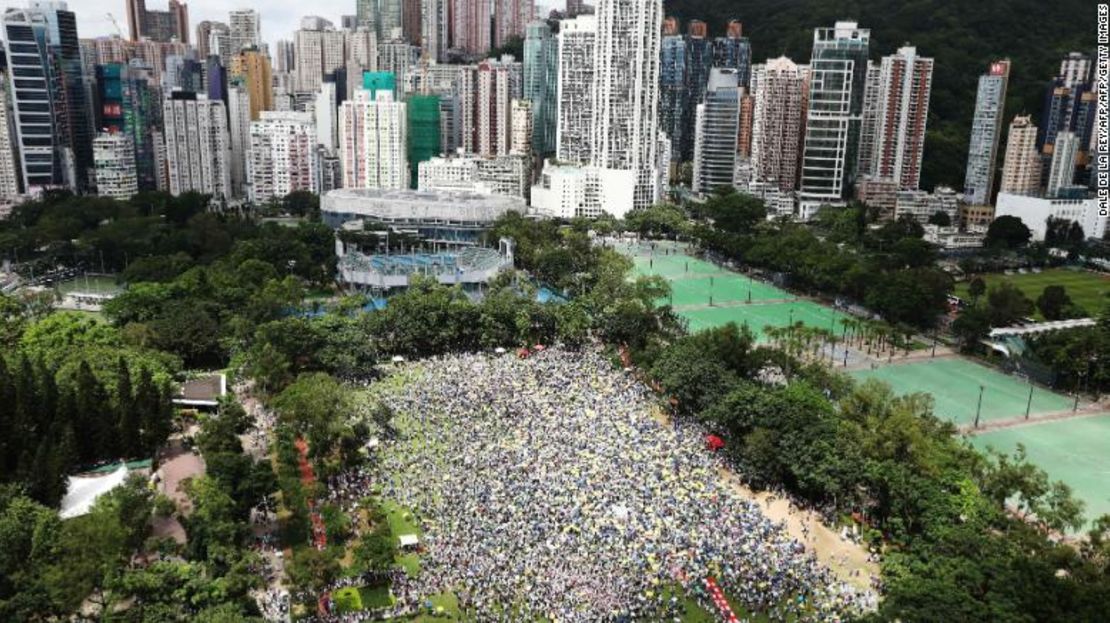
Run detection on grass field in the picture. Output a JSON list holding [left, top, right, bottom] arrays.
[[970, 414, 1110, 531], [954, 268, 1109, 318], [54, 274, 122, 295], [850, 358, 1073, 426]]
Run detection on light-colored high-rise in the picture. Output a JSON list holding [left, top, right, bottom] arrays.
[[555, 15, 595, 164], [228, 9, 260, 54], [248, 111, 319, 203], [294, 17, 347, 92], [1046, 131, 1079, 197], [589, 0, 663, 213], [379, 36, 419, 89], [196, 20, 228, 59], [999, 115, 1041, 196], [750, 56, 806, 192], [692, 68, 740, 194], [346, 27, 379, 70], [421, 0, 447, 62], [0, 74, 20, 200], [860, 46, 933, 190], [475, 58, 516, 156], [316, 82, 338, 153], [339, 89, 409, 189], [418, 153, 528, 198], [963, 60, 1010, 206], [227, 85, 251, 197], [1058, 52, 1091, 90], [93, 133, 138, 200], [799, 21, 870, 215], [162, 93, 231, 198]]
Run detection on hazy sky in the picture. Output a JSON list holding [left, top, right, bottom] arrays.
[[71, 0, 560, 47]]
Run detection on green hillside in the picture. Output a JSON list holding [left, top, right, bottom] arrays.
[[663, 0, 1095, 191]]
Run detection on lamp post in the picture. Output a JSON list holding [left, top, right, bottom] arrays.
[[974, 384, 985, 429], [1025, 384, 1034, 420]]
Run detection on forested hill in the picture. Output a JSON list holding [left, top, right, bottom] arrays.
[[663, 0, 1096, 191]]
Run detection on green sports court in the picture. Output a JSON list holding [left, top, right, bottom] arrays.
[[850, 358, 1074, 426], [970, 414, 1110, 530], [622, 242, 846, 337], [680, 300, 849, 337]]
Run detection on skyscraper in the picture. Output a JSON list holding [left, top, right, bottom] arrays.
[[798, 21, 870, 215], [378, 0, 403, 41], [658, 18, 685, 166], [999, 115, 1041, 196], [523, 20, 557, 155], [474, 58, 518, 156], [681, 20, 712, 163], [0, 73, 21, 200], [248, 111, 319, 203], [125, 0, 188, 43], [228, 9, 260, 54], [711, 20, 750, 87], [339, 89, 408, 189], [407, 94, 441, 187], [859, 46, 933, 190], [452, 0, 490, 55], [294, 17, 347, 92], [195, 20, 227, 59], [589, 0, 662, 213], [963, 59, 1009, 205], [1046, 131, 1079, 197], [403, 0, 422, 44], [316, 82, 339, 154], [230, 49, 273, 120], [692, 68, 740, 194], [554, 15, 595, 165], [93, 133, 138, 199], [750, 56, 806, 192], [421, 0, 447, 62], [2, 2, 94, 192], [96, 63, 159, 191], [495, 0, 533, 48], [1038, 53, 1096, 182], [162, 92, 231, 198], [227, 84, 251, 197]]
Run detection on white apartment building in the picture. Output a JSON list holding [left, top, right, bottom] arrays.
[[294, 18, 347, 92], [418, 153, 528, 199], [893, 186, 958, 223], [316, 82, 338, 153], [339, 89, 409, 189], [228, 9, 261, 54], [589, 0, 663, 212], [163, 94, 232, 198], [555, 15, 596, 165], [248, 111, 319, 204], [93, 133, 138, 200]]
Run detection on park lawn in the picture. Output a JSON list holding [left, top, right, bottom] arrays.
[[403, 591, 461, 621], [382, 499, 423, 576], [955, 268, 1109, 319], [332, 584, 394, 613]]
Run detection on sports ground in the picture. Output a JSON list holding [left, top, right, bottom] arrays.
[[954, 268, 1109, 318], [849, 358, 1074, 426], [970, 414, 1110, 531], [624, 243, 849, 338]]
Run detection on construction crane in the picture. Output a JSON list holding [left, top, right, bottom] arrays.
[[105, 12, 124, 39]]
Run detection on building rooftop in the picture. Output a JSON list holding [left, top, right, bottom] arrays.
[[322, 188, 526, 224]]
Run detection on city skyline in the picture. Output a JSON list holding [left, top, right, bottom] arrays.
[[76, 0, 568, 46]]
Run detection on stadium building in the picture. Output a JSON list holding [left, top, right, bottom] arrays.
[[321, 188, 526, 291]]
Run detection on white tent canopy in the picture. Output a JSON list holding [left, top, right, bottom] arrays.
[[398, 533, 419, 548], [59, 464, 129, 519]]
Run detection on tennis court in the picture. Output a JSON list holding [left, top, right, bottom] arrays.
[[680, 300, 849, 337], [631, 254, 725, 280], [850, 358, 1073, 426], [970, 414, 1110, 531]]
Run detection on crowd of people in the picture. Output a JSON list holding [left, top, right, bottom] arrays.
[[365, 348, 876, 621]]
